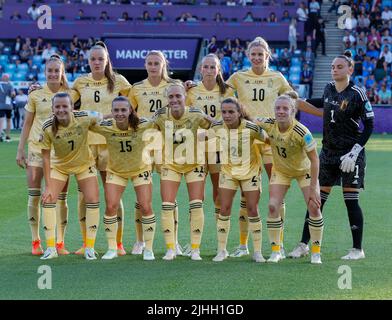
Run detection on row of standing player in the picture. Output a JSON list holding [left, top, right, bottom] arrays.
[[16, 38, 373, 262]]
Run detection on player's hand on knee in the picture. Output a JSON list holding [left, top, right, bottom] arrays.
[[41, 187, 54, 204], [340, 143, 363, 173]]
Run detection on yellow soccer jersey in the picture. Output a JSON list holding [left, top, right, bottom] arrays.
[[90, 118, 155, 178], [186, 82, 235, 120], [25, 85, 79, 144], [73, 73, 131, 144], [128, 79, 170, 118], [255, 118, 317, 176], [226, 68, 292, 118], [152, 106, 211, 173], [211, 119, 266, 180], [41, 111, 100, 174]]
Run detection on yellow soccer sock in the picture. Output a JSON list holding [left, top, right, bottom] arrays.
[[56, 192, 68, 244], [85, 202, 100, 249], [28, 188, 41, 241], [161, 202, 175, 250], [103, 214, 118, 250], [279, 202, 286, 247], [134, 202, 143, 243], [142, 214, 156, 251], [239, 197, 249, 247], [217, 214, 230, 252], [308, 216, 324, 254], [42, 203, 56, 248], [190, 200, 204, 249], [116, 199, 124, 245], [174, 200, 179, 244], [77, 188, 86, 244], [248, 216, 262, 253], [267, 216, 282, 252]]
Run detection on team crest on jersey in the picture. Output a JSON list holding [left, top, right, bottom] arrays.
[[268, 79, 273, 88], [304, 133, 313, 146], [185, 120, 193, 129], [142, 92, 147, 96], [365, 101, 373, 111]]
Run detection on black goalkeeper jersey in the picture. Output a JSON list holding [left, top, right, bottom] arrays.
[[309, 81, 375, 152]]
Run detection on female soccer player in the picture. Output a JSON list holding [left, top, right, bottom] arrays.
[[289, 51, 374, 260], [40, 92, 102, 260], [211, 97, 266, 263], [90, 96, 156, 260], [225, 36, 293, 258], [72, 41, 131, 256], [186, 54, 235, 224], [128, 50, 181, 256], [152, 82, 212, 261], [16, 55, 77, 256], [255, 93, 324, 264]]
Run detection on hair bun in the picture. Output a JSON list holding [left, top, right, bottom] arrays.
[[343, 50, 352, 58], [94, 41, 107, 49]]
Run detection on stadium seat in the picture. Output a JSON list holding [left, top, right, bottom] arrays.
[[10, 55, 20, 62], [38, 72, 46, 81], [66, 73, 73, 81], [2, 47, 11, 55], [5, 64, 16, 73], [13, 72, 27, 81], [0, 55, 8, 68], [289, 73, 300, 84], [290, 66, 301, 74], [291, 57, 301, 66], [18, 63, 29, 72], [32, 55, 43, 65]]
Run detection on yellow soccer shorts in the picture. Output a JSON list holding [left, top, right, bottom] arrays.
[[106, 170, 152, 187], [219, 171, 261, 192], [270, 168, 312, 188], [50, 166, 98, 182], [160, 165, 206, 183], [27, 142, 43, 168]]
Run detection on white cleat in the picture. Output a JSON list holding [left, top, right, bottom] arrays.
[[101, 249, 118, 260], [311, 253, 322, 264], [229, 246, 249, 258], [143, 249, 155, 261], [162, 249, 176, 261], [267, 251, 282, 263], [191, 249, 202, 261], [253, 251, 266, 263], [84, 247, 98, 260], [131, 241, 145, 255], [280, 247, 286, 259], [288, 242, 309, 258], [40, 247, 58, 260], [179, 243, 190, 256], [213, 250, 229, 262], [341, 248, 365, 260]]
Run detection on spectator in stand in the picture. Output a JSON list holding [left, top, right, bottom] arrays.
[[354, 48, 364, 76], [0, 74, 15, 143], [380, 45, 392, 66], [280, 47, 291, 67], [382, 6, 392, 22], [10, 11, 22, 20], [343, 30, 356, 48], [214, 13, 225, 23], [155, 10, 167, 22], [218, 51, 232, 80], [27, 3, 42, 21], [374, 57, 386, 82], [296, 2, 308, 22], [314, 17, 326, 56], [162, 0, 172, 5], [42, 43, 57, 62], [141, 11, 152, 21], [357, 12, 370, 33], [239, 0, 253, 6], [147, 0, 160, 5], [366, 86, 378, 104], [344, 14, 357, 31], [300, 62, 313, 97], [304, 46, 315, 65], [19, 43, 34, 63], [370, 13, 383, 30], [207, 36, 218, 53], [14, 36, 23, 55], [75, 9, 85, 20], [243, 12, 255, 22], [231, 46, 244, 66], [233, 37, 243, 50], [289, 18, 298, 52], [365, 74, 376, 88], [308, 0, 320, 17], [377, 84, 392, 104], [99, 11, 110, 21], [75, 54, 89, 73], [226, 0, 236, 6], [380, 38, 391, 52], [281, 10, 292, 23], [381, 29, 392, 44], [356, 31, 367, 52], [222, 38, 232, 56], [366, 44, 380, 60], [34, 37, 45, 56], [118, 12, 131, 21], [362, 55, 374, 77], [283, 0, 294, 5], [267, 12, 278, 23]]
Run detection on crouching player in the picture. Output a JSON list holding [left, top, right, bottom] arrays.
[[255, 93, 324, 264]]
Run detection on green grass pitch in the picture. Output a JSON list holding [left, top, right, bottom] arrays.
[[0, 133, 391, 300]]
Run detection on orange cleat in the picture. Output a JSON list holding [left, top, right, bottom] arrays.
[[74, 243, 86, 255], [117, 243, 126, 256], [56, 242, 70, 255], [32, 240, 44, 255]]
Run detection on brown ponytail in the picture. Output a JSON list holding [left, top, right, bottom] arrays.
[[51, 92, 73, 136], [221, 97, 251, 121], [112, 96, 140, 130], [45, 54, 69, 89], [202, 54, 232, 95], [90, 41, 115, 93]]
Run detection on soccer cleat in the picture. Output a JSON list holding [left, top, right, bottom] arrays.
[[143, 249, 155, 261], [253, 251, 266, 263], [212, 250, 229, 262], [162, 248, 176, 261], [5, 136, 11, 143], [74, 243, 86, 255], [181, 243, 191, 257], [288, 242, 309, 258], [311, 253, 322, 264], [101, 249, 118, 260], [32, 240, 44, 255], [56, 242, 70, 255], [229, 246, 249, 258], [268, 251, 282, 263], [131, 241, 145, 255], [84, 248, 98, 260], [191, 249, 202, 261], [40, 247, 58, 260], [280, 246, 286, 259], [117, 243, 126, 256], [341, 248, 365, 260]]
